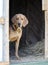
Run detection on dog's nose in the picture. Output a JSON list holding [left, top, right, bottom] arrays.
[[18, 23, 20, 27]]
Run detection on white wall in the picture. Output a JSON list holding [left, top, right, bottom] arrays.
[[0, 25, 3, 61], [3, 0, 9, 61], [0, 0, 9, 62], [0, 0, 3, 61], [0, 0, 3, 17]]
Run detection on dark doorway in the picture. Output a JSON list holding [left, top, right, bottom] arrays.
[[9, 0, 45, 61]]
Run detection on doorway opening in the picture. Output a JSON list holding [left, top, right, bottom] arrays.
[[9, 0, 45, 62]]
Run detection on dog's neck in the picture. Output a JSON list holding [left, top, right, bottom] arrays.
[[12, 24, 22, 31]]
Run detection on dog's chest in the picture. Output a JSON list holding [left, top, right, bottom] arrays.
[[9, 28, 22, 41]]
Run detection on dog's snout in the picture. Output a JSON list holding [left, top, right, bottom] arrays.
[[18, 23, 20, 27]]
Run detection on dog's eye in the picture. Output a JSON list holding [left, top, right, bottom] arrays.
[[16, 17, 19, 20], [21, 18, 23, 20]]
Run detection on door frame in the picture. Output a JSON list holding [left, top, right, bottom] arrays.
[[1, 0, 48, 64]]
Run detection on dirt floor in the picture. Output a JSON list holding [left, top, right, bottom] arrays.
[[10, 39, 45, 63], [10, 55, 45, 63]]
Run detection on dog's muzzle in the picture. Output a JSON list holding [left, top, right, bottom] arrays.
[[18, 23, 21, 27]]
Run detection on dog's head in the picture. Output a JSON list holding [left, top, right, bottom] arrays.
[[11, 14, 28, 28]]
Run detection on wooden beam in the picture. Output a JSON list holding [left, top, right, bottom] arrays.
[[42, 0, 48, 11], [45, 11, 48, 58]]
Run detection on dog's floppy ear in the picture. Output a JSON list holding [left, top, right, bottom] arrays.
[[23, 16, 28, 27], [11, 15, 16, 23]]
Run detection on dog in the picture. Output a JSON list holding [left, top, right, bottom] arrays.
[[9, 14, 28, 59]]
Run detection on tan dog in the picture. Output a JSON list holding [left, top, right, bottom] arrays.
[[9, 14, 28, 59]]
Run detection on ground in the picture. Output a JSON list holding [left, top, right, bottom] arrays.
[[10, 39, 45, 64]]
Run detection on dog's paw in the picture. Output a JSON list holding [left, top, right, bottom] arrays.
[[15, 53, 21, 60], [16, 56, 21, 60]]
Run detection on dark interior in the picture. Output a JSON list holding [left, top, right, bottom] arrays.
[[9, 0, 45, 58]]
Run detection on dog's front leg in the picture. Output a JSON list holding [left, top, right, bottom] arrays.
[[15, 39, 20, 59]]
